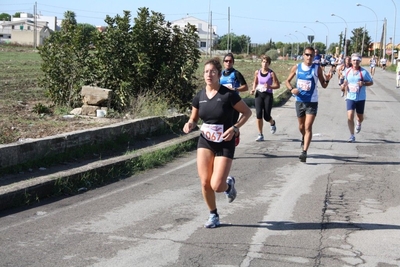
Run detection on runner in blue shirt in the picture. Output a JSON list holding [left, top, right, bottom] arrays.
[[285, 47, 332, 162], [341, 53, 373, 143]]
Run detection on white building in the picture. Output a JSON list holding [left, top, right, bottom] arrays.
[[0, 12, 57, 46], [171, 16, 218, 53]]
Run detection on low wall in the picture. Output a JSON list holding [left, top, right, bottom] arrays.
[[0, 115, 187, 171]]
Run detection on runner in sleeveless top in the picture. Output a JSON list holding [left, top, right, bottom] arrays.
[[335, 54, 344, 80], [380, 57, 387, 70], [285, 47, 332, 162], [320, 54, 327, 72], [220, 53, 248, 146], [330, 55, 337, 74], [250, 55, 280, 141], [313, 49, 322, 66], [341, 53, 373, 143], [183, 57, 252, 228], [369, 55, 377, 76]]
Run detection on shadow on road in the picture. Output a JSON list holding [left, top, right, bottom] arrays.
[[221, 221, 400, 230]]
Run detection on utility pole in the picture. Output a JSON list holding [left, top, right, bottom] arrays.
[[227, 7, 230, 52], [209, 11, 212, 57], [383, 18, 387, 57], [361, 24, 365, 56], [33, 1, 37, 49]]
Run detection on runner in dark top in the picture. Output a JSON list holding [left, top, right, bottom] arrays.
[[183, 57, 252, 228]]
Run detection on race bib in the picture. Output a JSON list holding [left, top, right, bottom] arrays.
[[256, 84, 267, 92], [200, 123, 224, 143], [348, 84, 360, 93], [297, 79, 312, 91]]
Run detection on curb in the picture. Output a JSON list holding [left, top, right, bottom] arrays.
[[0, 131, 199, 211]]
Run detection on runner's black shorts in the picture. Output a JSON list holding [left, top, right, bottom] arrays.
[[295, 101, 318, 117], [197, 134, 235, 159]]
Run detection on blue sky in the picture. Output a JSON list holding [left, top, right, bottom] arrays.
[[2, 0, 398, 46]]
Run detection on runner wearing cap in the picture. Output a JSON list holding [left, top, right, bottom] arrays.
[[341, 53, 374, 143]]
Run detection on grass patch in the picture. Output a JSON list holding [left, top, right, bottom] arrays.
[[12, 138, 198, 208], [195, 56, 297, 107]]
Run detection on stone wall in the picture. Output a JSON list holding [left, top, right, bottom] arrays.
[[0, 115, 187, 171]]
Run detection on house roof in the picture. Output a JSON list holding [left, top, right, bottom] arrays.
[[171, 16, 208, 25], [0, 19, 48, 29]]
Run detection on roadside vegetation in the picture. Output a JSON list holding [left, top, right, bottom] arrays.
[[0, 44, 294, 145]]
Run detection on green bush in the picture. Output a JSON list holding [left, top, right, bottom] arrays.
[[266, 49, 279, 61], [38, 8, 200, 112]]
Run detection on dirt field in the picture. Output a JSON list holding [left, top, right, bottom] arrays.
[[0, 45, 125, 144]]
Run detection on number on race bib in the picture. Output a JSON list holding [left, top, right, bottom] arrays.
[[297, 79, 312, 91], [200, 123, 224, 143], [348, 84, 359, 93]]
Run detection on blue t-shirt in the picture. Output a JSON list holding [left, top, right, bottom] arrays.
[[344, 67, 373, 101]]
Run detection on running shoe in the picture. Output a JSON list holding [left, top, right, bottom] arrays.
[[299, 151, 307, 162], [355, 123, 362, 134], [225, 176, 236, 203], [204, 213, 220, 228], [270, 121, 276, 134], [340, 91, 344, 97], [347, 135, 356, 143], [256, 134, 264, 142], [300, 136, 304, 148]]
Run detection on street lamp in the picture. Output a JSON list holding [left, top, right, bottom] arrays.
[[295, 30, 307, 52], [331, 13, 348, 57], [356, 3, 378, 56], [316, 20, 330, 50], [303, 26, 316, 48], [289, 33, 299, 56], [391, 0, 397, 62], [285, 35, 294, 59]]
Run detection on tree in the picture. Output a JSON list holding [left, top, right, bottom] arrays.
[[349, 27, 371, 57], [39, 8, 200, 111], [327, 42, 339, 55], [62, 11, 77, 29], [13, 12, 21, 18], [215, 33, 251, 54], [77, 23, 97, 41], [314, 42, 325, 52], [0, 13, 11, 21], [39, 11, 96, 107]]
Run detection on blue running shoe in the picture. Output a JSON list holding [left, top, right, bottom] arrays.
[[347, 135, 356, 143], [225, 176, 237, 203], [204, 213, 220, 228]]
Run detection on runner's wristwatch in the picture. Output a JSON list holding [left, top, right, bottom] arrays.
[[232, 125, 239, 135]]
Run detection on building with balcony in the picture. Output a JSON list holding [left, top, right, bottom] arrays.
[[171, 16, 218, 53]]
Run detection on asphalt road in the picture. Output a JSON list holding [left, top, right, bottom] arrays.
[[1, 66, 400, 267]]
